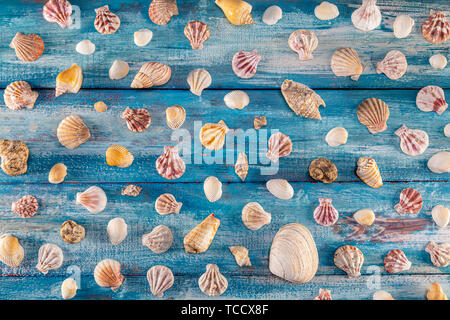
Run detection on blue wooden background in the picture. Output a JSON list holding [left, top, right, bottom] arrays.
[[0, 0, 449, 300]]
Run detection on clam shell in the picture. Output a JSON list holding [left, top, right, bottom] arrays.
[[235, 152, 248, 181], [61, 278, 77, 300], [60, 220, 85, 244], [0, 140, 29, 176], [121, 184, 142, 197], [184, 21, 210, 50], [254, 115, 267, 129], [376, 50, 407, 80], [183, 214, 220, 254], [353, 209, 375, 226], [427, 151, 450, 174], [10, 32, 44, 62], [393, 14, 414, 38], [281, 80, 325, 119], [131, 62, 171, 89], [94, 5, 120, 35], [55, 64, 83, 97], [429, 54, 447, 70], [351, 0, 381, 31], [229, 246, 251, 266], [445, 123, 450, 137], [94, 101, 107, 112], [325, 127, 348, 147], [431, 205, 449, 228], [107, 218, 128, 245], [416, 85, 447, 115], [309, 157, 338, 183], [165, 105, 186, 129], [147, 265, 174, 298], [36, 243, 64, 274], [142, 225, 173, 254], [155, 193, 182, 215], [109, 60, 129, 80], [106, 145, 134, 168], [357, 98, 389, 134], [425, 242, 449, 268], [422, 10, 450, 44], [12, 195, 38, 218], [262, 5, 282, 25], [0, 234, 24, 267], [395, 125, 429, 156], [384, 249, 411, 273], [76, 186, 107, 213], [266, 179, 294, 200], [331, 47, 364, 81], [288, 30, 318, 61], [334, 245, 364, 278], [266, 132, 292, 162], [75, 40, 95, 55], [187, 68, 212, 96], [314, 2, 339, 20], [155, 146, 186, 179], [373, 290, 395, 300], [313, 288, 332, 300], [199, 120, 229, 151], [134, 29, 153, 47], [427, 283, 448, 300], [204, 176, 222, 202], [148, 0, 178, 25], [313, 198, 339, 226], [94, 259, 124, 291], [56, 115, 90, 149], [215, 0, 254, 25], [199, 264, 228, 296], [121, 107, 151, 132], [232, 49, 261, 79], [48, 163, 67, 184], [43, 0, 73, 28], [241, 202, 271, 230], [356, 156, 383, 188], [224, 90, 250, 109], [4, 81, 39, 111]]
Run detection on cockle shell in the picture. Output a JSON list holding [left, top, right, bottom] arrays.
[[94, 5, 120, 35], [131, 62, 171, 89], [57, 115, 90, 149], [395, 125, 429, 156], [134, 29, 153, 47], [416, 85, 447, 115], [232, 49, 261, 79], [393, 14, 414, 38], [266, 132, 292, 162], [254, 116, 267, 129], [269, 223, 319, 283], [288, 30, 318, 61], [314, 2, 339, 20], [427, 151, 450, 174], [235, 152, 248, 181], [313, 198, 339, 227], [229, 246, 251, 266], [325, 127, 348, 147], [353, 209, 375, 226], [155, 193, 182, 215], [427, 283, 448, 300], [76, 186, 107, 213], [11, 195, 38, 218], [61, 278, 77, 300], [224, 90, 249, 109], [155, 146, 186, 179], [0, 234, 24, 267], [106, 145, 134, 168], [215, 0, 254, 25], [281, 80, 325, 119], [121, 107, 151, 132], [425, 242, 449, 268], [165, 105, 186, 129], [266, 179, 294, 200], [356, 156, 382, 188], [357, 98, 389, 134], [4, 81, 39, 111], [36, 243, 63, 274], [148, 0, 178, 25], [200, 120, 229, 151], [142, 225, 173, 254], [262, 5, 282, 25], [309, 157, 338, 183], [109, 60, 129, 80], [384, 249, 411, 273], [204, 176, 222, 202], [331, 47, 364, 81], [351, 0, 381, 31], [394, 188, 423, 215], [373, 290, 394, 300], [10, 32, 44, 62], [121, 184, 142, 197], [429, 54, 447, 69], [241, 202, 271, 230], [107, 218, 128, 245], [334, 245, 364, 278], [431, 205, 449, 228], [43, 0, 73, 28], [187, 68, 212, 96], [94, 101, 107, 112], [55, 64, 83, 97], [376, 50, 407, 80], [184, 214, 220, 254], [422, 10, 450, 44], [199, 264, 228, 296], [94, 259, 124, 291], [75, 40, 95, 55], [60, 220, 85, 244], [0, 140, 29, 176], [313, 288, 332, 300], [184, 21, 210, 50], [147, 265, 174, 298], [49, 163, 67, 184]]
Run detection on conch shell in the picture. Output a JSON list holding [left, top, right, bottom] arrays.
[[281, 80, 325, 120], [4, 81, 39, 111], [43, 0, 73, 28], [48, 163, 67, 184], [165, 105, 186, 129], [121, 107, 151, 132], [356, 156, 383, 188], [416, 85, 447, 115], [356, 98, 390, 134], [198, 264, 228, 296], [187, 68, 212, 96], [55, 64, 83, 97], [142, 225, 173, 254], [106, 145, 134, 168], [266, 179, 294, 200], [76, 186, 107, 213], [36, 243, 64, 274], [12, 195, 38, 218], [155, 146, 186, 179], [425, 242, 449, 268], [57, 115, 90, 149], [0, 139, 29, 176], [376, 50, 407, 80], [229, 246, 251, 266], [0, 234, 24, 267], [94, 259, 124, 291], [395, 125, 429, 156], [155, 193, 182, 215], [200, 120, 229, 151], [241, 202, 271, 230], [183, 214, 220, 254], [351, 0, 381, 31], [232, 49, 261, 79], [147, 265, 174, 298], [60, 220, 85, 244], [422, 10, 450, 44], [9, 32, 44, 62], [148, 0, 178, 25], [331, 47, 364, 81], [288, 30, 318, 60], [184, 21, 210, 50], [131, 62, 171, 89], [266, 132, 292, 162], [203, 176, 223, 202], [334, 245, 364, 278], [107, 218, 128, 245], [215, 0, 254, 25], [94, 5, 120, 35], [234, 152, 249, 181], [309, 157, 338, 183]]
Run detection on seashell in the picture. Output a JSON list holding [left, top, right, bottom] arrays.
[[57, 115, 90, 149], [4, 81, 39, 111], [107, 218, 128, 245], [393, 14, 414, 38], [155, 193, 182, 215], [61, 278, 77, 300], [331, 47, 364, 81], [109, 60, 129, 80], [55, 64, 83, 97], [313, 288, 332, 300], [266, 179, 294, 200], [229, 246, 251, 266], [281, 80, 325, 119], [165, 105, 186, 129], [241, 202, 271, 230], [394, 188, 423, 215], [36, 243, 63, 274], [203, 176, 222, 202], [224, 90, 249, 110], [427, 151, 450, 174], [376, 50, 407, 80], [313, 198, 339, 227], [48, 163, 67, 184], [416, 85, 447, 115], [155, 146, 186, 179], [395, 125, 429, 156], [94, 259, 124, 291], [121, 184, 142, 197], [76, 186, 107, 213], [266, 132, 292, 162], [254, 116, 267, 130], [334, 245, 364, 278], [106, 145, 134, 168], [134, 29, 153, 47], [288, 30, 318, 61], [0, 234, 24, 267], [142, 225, 173, 254], [425, 242, 449, 268], [43, 0, 73, 28], [232, 49, 261, 79], [309, 157, 338, 183], [445, 124, 450, 137], [269, 223, 319, 283], [11, 195, 38, 218], [131, 62, 171, 89], [356, 156, 383, 188], [215, 0, 254, 25], [184, 21, 210, 50], [262, 5, 282, 25], [422, 10, 450, 44], [148, 0, 178, 25], [235, 152, 248, 181], [325, 127, 348, 147], [147, 265, 174, 297], [198, 264, 228, 296], [75, 40, 95, 55], [384, 249, 411, 273], [429, 54, 447, 70], [94, 5, 120, 35], [94, 101, 107, 112], [9, 32, 44, 62], [184, 214, 220, 253], [357, 98, 389, 134], [373, 290, 394, 300], [60, 220, 85, 244], [121, 107, 151, 133], [314, 2, 339, 20], [353, 209, 375, 226], [0, 140, 29, 176], [351, 0, 381, 31], [199, 120, 229, 151], [427, 282, 448, 300], [431, 205, 449, 228], [187, 68, 212, 96]]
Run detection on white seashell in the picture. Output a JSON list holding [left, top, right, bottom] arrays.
[[109, 60, 129, 80], [61, 278, 77, 299], [36, 243, 64, 274], [147, 265, 174, 298], [142, 225, 173, 254], [431, 205, 449, 228], [427, 151, 450, 174], [325, 127, 348, 147], [376, 50, 407, 80], [393, 14, 414, 38], [241, 202, 271, 231], [351, 0, 381, 32], [262, 5, 282, 25], [107, 218, 128, 245], [94, 259, 124, 291], [266, 179, 294, 200], [445, 124, 450, 137], [187, 68, 211, 96], [373, 290, 394, 300], [198, 264, 228, 296], [353, 209, 375, 226], [203, 176, 222, 202], [224, 90, 249, 109], [314, 2, 339, 20], [76, 186, 107, 213], [429, 54, 447, 70], [75, 40, 95, 55], [134, 29, 153, 47]]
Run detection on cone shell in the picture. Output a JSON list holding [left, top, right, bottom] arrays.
[[422, 10, 450, 44], [427, 282, 448, 300], [184, 21, 210, 50], [166, 105, 186, 130], [121, 184, 142, 197], [142, 225, 173, 254], [0, 234, 24, 267], [431, 205, 449, 228], [229, 246, 251, 266], [36, 243, 63, 274], [395, 125, 429, 156], [203, 176, 222, 202], [266, 132, 292, 162], [235, 152, 248, 181], [131, 62, 171, 89], [184, 214, 220, 253], [155, 193, 182, 215], [254, 115, 267, 129], [416, 85, 448, 115], [427, 151, 450, 174], [313, 198, 339, 227], [55, 64, 83, 97], [224, 90, 250, 110], [11, 195, 38, 218], [309, 157, 338, 183], [94, 5, 120, 35], [425, 242, 449, 268], [232, 49, 261, 79], [357, 98, 389, 134], [351, 0, 381, 31], [76, 186, 107, 213], [215, 0, 254, 25], [107, 218, 128, 245], [384, 249, 411, 273], [9, 32, 44, 62], [61, 278, 77, 300], [394, 188, 423, 215], [353, 209, 375, 226], [334, 245, 364, 278], [0, 139, 29, 176], [94, 259, 124, 291], [313, 288, 332, 300], [155, 146, 186, 179], [288, 30, 318, 61], [187, 68, 212, 96], [60, 220, 85, 244], [121, 107, 151, 132], [200, 120, 229, 151], [376, 50, 407, 80], [356, 156, 382, 188], [281, 80, 325, 120], [4, 81, 39, 111], [199, 264, 228, 296], [43, 0, 73, 28], [57, 115, 90, 149], [266, 179, 294, 200], [148, 0, 178, 25], [241, 202, 271, 230], [147, 265, 174, 298], [331, 47, 364, 81], [393, 14, 414, 38], [106, 145, 134, 168]]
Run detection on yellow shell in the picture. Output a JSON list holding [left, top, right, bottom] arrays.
[[215, 0, 254, 25], [55, 64, 83, 97], [199, 120, 229, 151], [48, 163, 67, 184], [0, 139, 29, 176], [4, 81, 39, 111], [356, 156, 383, 189], [165, 105, 186, 129], [0, 234, 24, 267], [94, 101, 108, 112], [106, 145, 134, 168], [427, 282, 448, 300], [183, 214, 220, 253], [56, 115, 91, 150]]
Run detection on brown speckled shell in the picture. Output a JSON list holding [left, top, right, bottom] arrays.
[[281, 80, 325, 119], [121, 184, 142, 197], [309, 157, 338, 183], [0, 140, 29, 176], [60, 220, 85, 244]]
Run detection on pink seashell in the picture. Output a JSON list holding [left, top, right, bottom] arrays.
[[376, 50, 407, 80], [425, 241, 449, 268], [313, 198, 339, 226], [43, 0, 73, 28], [11, 195, 38, 218], [94, 5, 120, 35], [351, 0, 381, 31], [184, 21, 210, 50], [266, 132, 292, 162], [288, 30, 318, 61], [148, 0, 178, 25], [313, 288, 332, 300], [395, 125, 429, 156], [394, 188, 423, 215], [384, 249, 411, 273], [416, 85, 448, 115], [76, 186, 107, 213], [155, 146, 186, 180], [232, 49, 261, 79], [121, 107, 151, 133], [422, 10, 450, 44]]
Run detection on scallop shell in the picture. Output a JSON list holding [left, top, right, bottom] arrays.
[[427, 282, 448, 300], [55, 64, 83, 97], [232, 49, 261, 79], [384, 249, 411, 273], [266, 179, 294, 200], [43, 0, 73, 28], [229, 246, 251, 266], [0, 140, 29, 176], [106, 145, 134, 168], [94, 259, 124, 291], [184, 21, 210, 50], [56, 115, 90, 149], [431, 205, 449, 228], [147, 265, 174, 297], [313, 198, 339, 227], [376, 50, 407, 80], [314, 2, 339, 20], [353, 209, 375, 226], [4, 81, 39, 111], [142, 225, 173, 254], [203, 176, 222, 202], [215, 0, 254, 25], [148, 0, 178, 25], [224, 90, 250, 110], [131, 62, 171, 89], [331, 47, 364, 81], [134, 29, 153, 47], [121, 184, 142, 197], [416, 85, 447, 115], [61, 278, 77, 300], [429, 54, 447, 70], [165, 105, 186, 129], [357, 98, 389, 134], [107, 218, 128, 245], [155, 146, 186, 179], [351, 0, 381, 31], [199, 264, 228, 296], [395, 125, 429, 156], [184, 213, 220, 254], [425, 242, 449, 268], [325, 127, 348, 147], [75, 40, 95, 55], [109, 60, 129, 80], [262, 5, 282, 25], [393, 14, 414, 38], [254, 116, 267, 129], [313, 288, 332, 300], [269, 223, 319, 283], [281, 80, 325, 119], [10, 32, 44, 62], [427, 151, 450, 174], [76, 186, 107, 213], [60, 220, 85, 244], [422, 10, 450, 44], [155, 193, 182, 215], [235, 152, 248, 181], [356, 156, 383, 188], [373, 290, 395, 300], [394, 188, 423, 215], [0, 234, 24, 267], [121, 107, 151, 132], [48, 163, 67, 184], [94, 5, 120, 35], [11, 195, 38, 218], [187, 68, 212, 96], [309, 157, 338, 183], [94, 101, 107, 112], [241, 202, 271, 230], [288, 30, 318, 61], [334, 245, 364, 278], [36, 243, 63, 274], [266, 132, 292, 162], [199, 120, 229, 151]]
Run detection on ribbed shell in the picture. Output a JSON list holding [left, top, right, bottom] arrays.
[[266, 132, 292, 162], [121, 107, 151, 132], [148, 0, 179, 25], [76, 186, 107, 213], [266, 179, 294, 200], [309, 157, 338, 183], [376, 50, 407, 80], [184, 214, 220, 253], [425, 242, 449, 268], [4, 81, 39, 111], [55, 64, 83, 97], [184, 21, 210, 50], [43, 0, 73, 28], [334, 245, 364, 278], [199, 120, 229, 151], [357, 98, 390, 134], [241, 202, 271, 230], [147, 265, 174, 297], [0, 234, 24, 267], [142, 225, 173, 254], [234, 152, 248, 181], [331, 47, 364, 81], [351, 0, 381, 31], [232, 49, 261, 79], [395, 125, 429, 156], [416, 85, 448, 115], [56, 115, 90, 149], [93, 259, 124, 291], [187, 68, 212, 96], [422, 10, 450, 44], [288, 30, 318, 60], [106, 145, 134, 168], [394, 188, 423, 215], [203, 176, 222, 202], [9, 32, 44, 62], [384, 249, 411, 273], [107, 218, 127, 245], [155, 193, 182, 215], [313, 288, 332, 300], [36, 243, 64, 274], [215, 0, 254, 25], [0, 139, 29, 176], [198, 264, 228, 296], [229, 246, 251, 266], [155, 146, 186, 179], [281, 80, 325, 119], [165, 105, 186, 129], [356, 156, 383, 188], [131, 62, 172, 89], [313, 198, 339, 226], [94, 5, 120, 35], [11, 195, 38, 218]]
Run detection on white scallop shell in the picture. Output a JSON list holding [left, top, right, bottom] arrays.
[[241, 202, 271, 231], [109, 60, 129, 80], [224, 90, 249, 110], [429, 54, 447, 70], [431, 205, 449, 228], [203, 176, 222, 202], [266, 179, 294, 200], [147, 265, 174, 298], [262, 5, 282, 25], [351, 0, 381, 32], [393, 14, 414, 38], [314, 2, 339, 20], [36, 243, 64, 274], [107, 217, 128, 245], [134, 29, 153, 47], [186, 68, 211, 96], [325, 127, 348, 147], [427, 151, 450, 174], [75, 40, 95, 55]]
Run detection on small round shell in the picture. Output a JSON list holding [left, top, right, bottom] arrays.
[[198, 264, 228, 296], [241, 202, 271, 230], [4, 81, 39, 111], [262, 5, 282, 25], [266, 132, 292, 162], [288, 30, 318, 61], [187, 68, 212, 96], [353, 209, 375, 226], [43, 0, 73, 28], [309, 157, 338, 183], [49, 163, 67, 184], [384, 249, 411, 273], [199, 120, 229, 151], [325, 127, 348, 147], [94, 101, 107, 112], [60, 220, 85, 244], [107, 218, 128, 245], [394, 188, 423, 215], [36, 243, 64, 274], [121, 184, 142, 197], [232, 49, 261, 79], [351, 0, 381, 31], [431, 205, 449, 228], [57, 115, 90, 149], [393, 14, 414, 38], [148, 0, 179, 25], [11, 195, 38, 218], [109, 60, 129, 80], [376, 50, 407, 80], [147, 265, 174, 298], [131, 62, 171, 89], [356, 156, 383, 188], [94, 5, 120, 35], [427, 151, 450, 174], [229, 246, 251, 266], [395, 125, 429, 156], [142, 225, 173, 254], [155, 193, 182, 215], [416, 85, 448, 115], [76, 186, 107, 213], [224, 90, 250, 110], [357, 98, 389, 134], [0, 234, 24, 267], [121, 107, 151, 133], [331, 47, 364, 81], [155, 146, 186, 179], [61, 278, 77, 300], [204, 176, 222, 202], [134, 29, 153, 47], [10, 32, 44, 62], [106, 145, 134, 168], [429, 54, 447, 70], [165, 105, 186, 129], [94, 259, 124, 291], [313, 198, 339, 226], [75, 40, 95, 55], [314, 2, 339, 20], [266, 179, 294, 200], [422, 10, 450, 44], [334, 245, 364, 278], [425, 242, 449, 268], [184, 21, 210, 50]]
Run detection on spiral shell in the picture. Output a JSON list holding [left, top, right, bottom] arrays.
[[229, 246, 251, 266], [94, 259, 124, 291], [49, 163, 67, 184], [184, 214, 220, 254], [0, 234, 24, 267], [313, 198, 339, 227], [187, 68, 212, 96], [384, 249, 411, 273], [107, 218, 128, 245], [43, 0, 73, 28], [76, 186, 107, 214], [147, 265, 174, 298], [94, 5, 120, 35], [331, 47, 364, 81], [309, 157, 338, 183], [106, 145, 134, 168], [254, 116, 267, 129], [121, 184, 142, 197], [288, 30, 318, 61], [55, 64, 83, 97], [155, 146, 186, 180], [422, 10, 450, 44], [184, 21, 210, 50], [416, 85, 447, 115], [313, 288, 332, 300], [394, 188, 423, 215], [224, 90, 250, 110], [203, 176, 222, 202], [241, 202, 271, 230], [357, 98, 390, 134], [165, 105, 186, 129], [60, 220, 85, 244], [198, 264, 228, 296], [393, 14, 414, 38], [155, 193, 182, 215], [232, 49, 261, 79], [57, 115, 90, 149], [142, 225, 173, 254], [215, 0, 254, 25], [0, 140, 29, 176], [148, 0, 178, 25], [427, 283, 448, 300], [200, 120, 229, 151], [281, 80, 325, 120], [334, 245, 364, 278], [61, 278, 77, 300], [9, 32, 44, 62], [266, 132, 292, 162], [11, 195, 38, 218], [395, 125, 429, 156], [425, 242, 449, 268], [266, 179, 294, 200], [356, 156, 383, 188], [4, 81, 38, 111], [234, 152, 248, 181], [376, 50, 407, 80], [351, 0, 381, 31], [36, 243, 64, 274], [121, 107, 151, 133], [131, 62, 171, 89]]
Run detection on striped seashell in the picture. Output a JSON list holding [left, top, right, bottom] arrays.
[[313, 198, 339, 226], [425, 242, 449, 268], [234, 152, 248, 181], [203, 176, 222, 202], [155, 146, 186, 179], [107, 218, 127, 245], [121, 184, 142, 197], [281, 80, 325, 119], [232, 49, 261, 79], [121, 107, 151, 132], [266, 132, 292, 162], [288, 29, 318, 60], [94, 259, 124, 291], [229, 246, 251, 266], [376, 50, 407, 80], [148, 0, 178, 25], [142, 225, 173, 254], [187, 68, 212, 96], [254, 115, 267, 129], [224, 90, 250, 110], [334, 245, 364, 278], [0, 140, 29, 176], [165, 105, 186, 129], [241, 202, 271, 230], [422, 10, 450, 44], [94, 5, 120, 35], [394, 188, 423, 215], [184, 214, 220, 253], [36, 243, 64, 274], [357, 98, 389, 134], [131, 62, 171, 89], [4, 81, 39, 111], [309, 157, 338, 183], [155, 193, 182, 215], [351, 0, 381, 31], [266, 179, 294, 200], [184, 21, 210, 50], [9, 32, 44, 62], [199, 264, 228, 296], [43, 0, 73, 28], [416, 85, 447, 115], [384, 249, 411, 273], [0, 234, 24, 267], [395, 125, 429, 156], [11, 195, 38, 218], [56, 115, 90, 149], [313, 288, 332, 300], [147, 265, 174, 297], [215, 0, 254, 25], [106, 145, 134, 168], [76, 186, 107, 213], [200, 120, 229, 151], [331, 47, 364, 81], [356, 156, 382, 188], [55, 64, 83, 97]]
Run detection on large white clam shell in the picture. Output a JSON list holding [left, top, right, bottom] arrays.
[[266, 179, 294, 200], [262, 5, 282, 25], [325, 127, 348, 147], [314, 2, 339, 20], [393, 14, 414, 38], [76, 40, 95, 55], [429, 54, 447, 70], [427, 151, 450, 174], [107, 217, 128, 245], [203, 176, 222, 202], [431, 205, 449, 228], [224, 90, 249, 110], [109, 60, 129, 80], [134, 29, 153, 47]]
